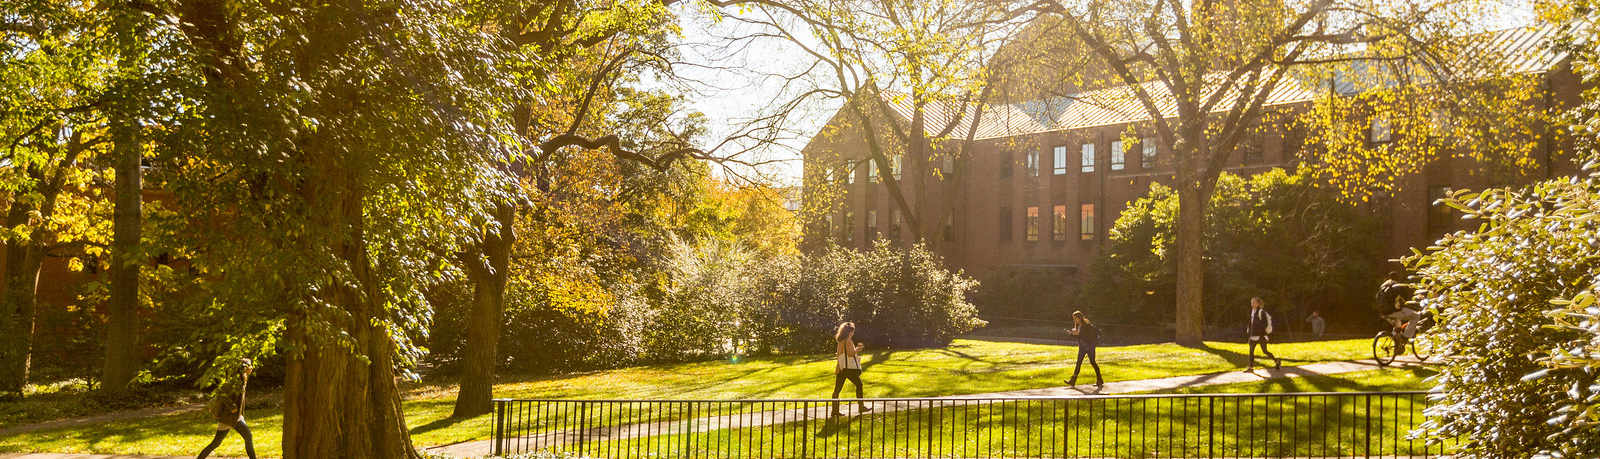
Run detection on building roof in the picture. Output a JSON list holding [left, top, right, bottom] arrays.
[[879, 24, 1568, 141]]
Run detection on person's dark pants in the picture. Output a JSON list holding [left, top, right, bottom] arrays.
[[1248, 338, 1280, 369], [197, 417, 257, 459], [831, 369, 868, 414], [1070, 346, 1102, 385]]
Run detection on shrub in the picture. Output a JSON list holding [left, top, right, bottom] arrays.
[[1407, 175, 1600, 458], [750, 240, 984, 351]]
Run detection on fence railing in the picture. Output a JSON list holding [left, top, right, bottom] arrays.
[[491, 391, 1439, 458]]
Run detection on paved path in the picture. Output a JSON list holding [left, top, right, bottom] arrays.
[[424, 357, 1426, 457], [0, 455, 243, 459]]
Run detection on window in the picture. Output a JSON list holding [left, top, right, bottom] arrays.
[[891, 155, 903, 180], [1000, 151, 1013, 178], [1026, 207, 1040, 241], [943, 214, 954, 242], [1111, 140, 1126, 171], [1026, 150, 1040, 177], [843, 211, 854, 242], [891, 210, 903, 240], [1371, 116, 1391, 143], [1142, 137, 1157, 168], [1428, 186, 1453, 236], [844, 163, 855, 184], [940, 155, 954, 178], [1241, 130, 1264, 164], [1081, 143, 1096, 173], [1080, 204, 1096, 240], [867, 210, 878, 238], [868, 160, 879, 183], [1053, 205, 1068, 241], [998, 207, 1013, 241], [824, 214, 834, 240], [1053, 146, 1068, 175]]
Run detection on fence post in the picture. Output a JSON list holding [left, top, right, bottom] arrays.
[[1208, 396, 1216, 459], [493, 400, 504, 456], [802, 401, 811, 459], [1365, 395, 1373, 458], [681, 402, 694, 456]]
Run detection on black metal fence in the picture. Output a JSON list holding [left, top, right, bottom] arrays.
[[491, 391, 1439, 458]]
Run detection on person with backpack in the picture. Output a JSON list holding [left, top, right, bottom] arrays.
[[197, 358, 257, 459], [1244, 297, 1282, 372], [1378, 271, 1422, 339], [1064, 311, 1104, 387]]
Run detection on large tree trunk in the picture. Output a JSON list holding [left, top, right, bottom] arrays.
[[0, 205, 45, 400], [1173, 183, 1208, 346], [282, 165, 420, 459], [102, 117, 142, 393], [452, 202, 515, 418]]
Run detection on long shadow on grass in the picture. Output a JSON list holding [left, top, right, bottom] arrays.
[[411, 415, 475, 435]]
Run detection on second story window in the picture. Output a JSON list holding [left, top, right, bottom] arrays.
[[867, 210, 878, 237], [1053, 205, 1068, 241], [1053, 146, 1068, 175], [940, 154, 955, 178], [843, 211, 854, 242], [1081, 143, 1096, 173], [891, 155, 903, 180], [1000, 151, 1013, 179], [1142, 137, 1157, 168], [1111, 140, 1126, 171], [891, 210, 903, 240], [1026, 150, 1040, 177], [825, 214, 834, 240], [1026, 207, 1040, 241], [844, 163, 855, 184], [1371, 116, 1391, 143], [868, 160, 880, 183], [1080, 204, 1096, 240]]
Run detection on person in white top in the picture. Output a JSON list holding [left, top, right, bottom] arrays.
[[830, 322, 872, 417]]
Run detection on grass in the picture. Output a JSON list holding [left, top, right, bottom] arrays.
[[527, 368, 1441, 459], [0, 338, 1377, 457]]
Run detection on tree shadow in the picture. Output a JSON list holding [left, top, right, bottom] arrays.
[[410, 414, 476, 435], [1189, 342, 1251, 368]]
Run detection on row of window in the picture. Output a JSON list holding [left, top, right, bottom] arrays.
[[821, 205, 1098, 243], [1002, 138, 1159, 178], [999, 205, 1096, 242]]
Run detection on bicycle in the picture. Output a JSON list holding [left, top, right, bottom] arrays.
[[1372, 311, 1433, 367]]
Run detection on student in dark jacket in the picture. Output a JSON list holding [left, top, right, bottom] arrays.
[[1064, 311, 1104, 387], [198, 358, 257, 459], [1245, 298, 1282, 372]]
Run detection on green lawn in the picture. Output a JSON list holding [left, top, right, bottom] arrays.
[[534, 368, 1441, 459], [0, 338, 1377, 457]]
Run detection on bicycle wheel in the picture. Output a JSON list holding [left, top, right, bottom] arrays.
[[1373, 332, 1399, 367], [1412, 336, 1433, 362]]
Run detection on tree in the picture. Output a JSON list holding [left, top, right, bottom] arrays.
[[1083, 169, 1381, 329], [140, 0, 524, 456], [0, 0, 121, 398], [1025, 0, 1535, 344]]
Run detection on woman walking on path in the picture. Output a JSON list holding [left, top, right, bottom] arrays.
[[198, 358, 257, 459], [1245, 298, 1282, 372], [1064, 311, 1104, 387], [831, 322, 872, 417]]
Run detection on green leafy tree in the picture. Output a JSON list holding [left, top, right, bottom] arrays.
[[1085, 169, 1381, 331], [1406, 3, 1599, 456]]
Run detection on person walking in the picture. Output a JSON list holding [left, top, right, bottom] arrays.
[[831, 322, 872, 417], [1305, 310, 1326, 337], [1063, 311, 1104, 387], [198, 358, 257, 459], [1244, 298, 1282, 372]]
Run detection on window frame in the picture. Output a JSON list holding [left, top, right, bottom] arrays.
[[1111, 140, 1126, 171], [1025, 207, 1040, 241], [1080, 143, 1096, 173], [1080, 204, 1096, 240]]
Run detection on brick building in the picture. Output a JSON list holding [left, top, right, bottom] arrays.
[[800, 25, 1585, 316]]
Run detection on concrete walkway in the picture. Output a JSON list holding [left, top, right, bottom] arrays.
[[424, 357, 1426, 457]]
